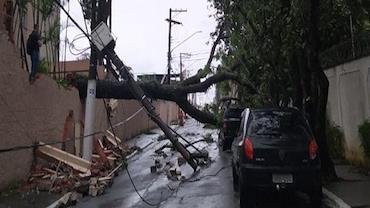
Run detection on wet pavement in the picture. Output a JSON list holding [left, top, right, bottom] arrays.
[[325, 164, 370, 208], [76, 119, 332, 208]]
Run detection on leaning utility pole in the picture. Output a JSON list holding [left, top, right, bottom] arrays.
[[55, 0, 203, 170], [165, 8, 186, 84]]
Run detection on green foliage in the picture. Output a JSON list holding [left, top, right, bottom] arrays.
[[38, 58, 50, 74], [75, 73, 88, 81], [203, 103, 223, 126], [203, 124, 218, 129], [209, 0, 370, 108], [16, 0, 30, 16], [38, 0, 54, 20], [56, 79, 70, 89], [326, 119, 345, 159], [359, 120, 370, 161], [44, 18, 60, 44], [216, 81, 231, 97]]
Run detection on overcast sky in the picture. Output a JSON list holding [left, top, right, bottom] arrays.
[[60, 0, 217, 105]]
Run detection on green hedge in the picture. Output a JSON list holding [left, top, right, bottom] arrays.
[[359, 120, 370, 161], [326, 120, 345, 160]]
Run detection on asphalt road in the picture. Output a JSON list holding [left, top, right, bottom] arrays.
[[76, 119, 331, 208]]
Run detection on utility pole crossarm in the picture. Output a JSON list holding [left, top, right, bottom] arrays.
[[172, 9, 187, 12], [165, 18, 181, 25]]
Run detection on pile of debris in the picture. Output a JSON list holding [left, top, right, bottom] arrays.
[[150, 133, 213, 181], [26, 130, 136, 206]]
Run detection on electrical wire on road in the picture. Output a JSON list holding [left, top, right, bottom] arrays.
[[0, 131, 103, 154]]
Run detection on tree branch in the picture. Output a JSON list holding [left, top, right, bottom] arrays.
[[181, 23, 225, 86], [75, 79, 218, 124]]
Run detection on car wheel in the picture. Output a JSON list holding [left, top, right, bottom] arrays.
[[309, 185, 322, 208], [239, 177, 256, 208], [232, 164, 239, 192]]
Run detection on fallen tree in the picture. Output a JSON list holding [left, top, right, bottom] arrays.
[[73, 22, 256, 125], [75, 70, 249, 125]]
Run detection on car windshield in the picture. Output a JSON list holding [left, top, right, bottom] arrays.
[[249, 110, 310, 138]]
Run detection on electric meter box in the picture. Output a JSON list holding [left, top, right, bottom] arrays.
[[91, 22, 114, 51]]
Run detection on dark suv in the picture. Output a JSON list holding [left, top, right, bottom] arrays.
[[231, 108, 321, 208], [218, 106, 244, 151]]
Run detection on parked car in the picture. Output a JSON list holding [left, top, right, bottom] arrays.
[[231, 108, 322, 208], [218, 105, 244, 151]]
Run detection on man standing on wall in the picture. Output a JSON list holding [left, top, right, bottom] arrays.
[[27, 24, 42, 84]]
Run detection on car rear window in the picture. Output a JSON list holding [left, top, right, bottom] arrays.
[[248, 110, 311, 139], [224, 108, 243, 118]]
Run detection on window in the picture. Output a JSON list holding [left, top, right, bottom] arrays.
[[249, 110, 310, 139]]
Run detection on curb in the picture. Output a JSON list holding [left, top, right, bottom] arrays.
[[323, 187, 351, 208]]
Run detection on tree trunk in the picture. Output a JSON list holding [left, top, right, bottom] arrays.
[[308, 0, 337, 179], [76, 80, 218, 125], [317, 70, 337, 179]]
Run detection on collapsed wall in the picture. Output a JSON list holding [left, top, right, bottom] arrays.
[[0, 32, 82, 189]]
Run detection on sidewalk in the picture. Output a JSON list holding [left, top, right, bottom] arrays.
[[324, 164, 370, 208]]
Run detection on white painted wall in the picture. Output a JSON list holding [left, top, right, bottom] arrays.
[[325, 56, 370, 162]]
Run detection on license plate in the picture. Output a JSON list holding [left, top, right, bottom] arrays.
[[272, 174, 293, 184]]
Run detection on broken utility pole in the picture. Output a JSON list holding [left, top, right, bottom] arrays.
[[90, 23, 199, 171], [54, 0, 200, 171]]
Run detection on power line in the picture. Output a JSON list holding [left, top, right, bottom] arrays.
[[183, 57, 208, 62]]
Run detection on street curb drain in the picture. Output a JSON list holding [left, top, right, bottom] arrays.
[[323, 187, 351, 208]]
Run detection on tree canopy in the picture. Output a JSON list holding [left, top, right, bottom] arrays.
[[209, 0, 370, 107], [207, 0, 370, 178]]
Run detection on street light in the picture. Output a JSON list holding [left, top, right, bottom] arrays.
[[171, 30, 202, 53], [167, 30, 202, 84]]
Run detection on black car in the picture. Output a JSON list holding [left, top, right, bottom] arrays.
[[231, 108, 322, 208], [218, 106, 244, 151]]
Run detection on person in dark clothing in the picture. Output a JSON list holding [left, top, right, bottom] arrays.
[[29, 24, 42, 83]]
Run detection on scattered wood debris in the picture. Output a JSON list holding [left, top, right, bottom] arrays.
[[27, 132, 135, 205], [37, 142, 91, 173]]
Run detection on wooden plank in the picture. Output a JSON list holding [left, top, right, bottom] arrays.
[[98, 176, 112, 182], [107, 162, 123, 177], [97, 138, 105, 149], [105, 130, 122, 146], [43, 167, 57, 175], [92, 154, 116, 166], [38, 142, 91, 173]]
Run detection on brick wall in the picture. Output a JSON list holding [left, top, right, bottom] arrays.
[[0, 33, 179, 189]]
